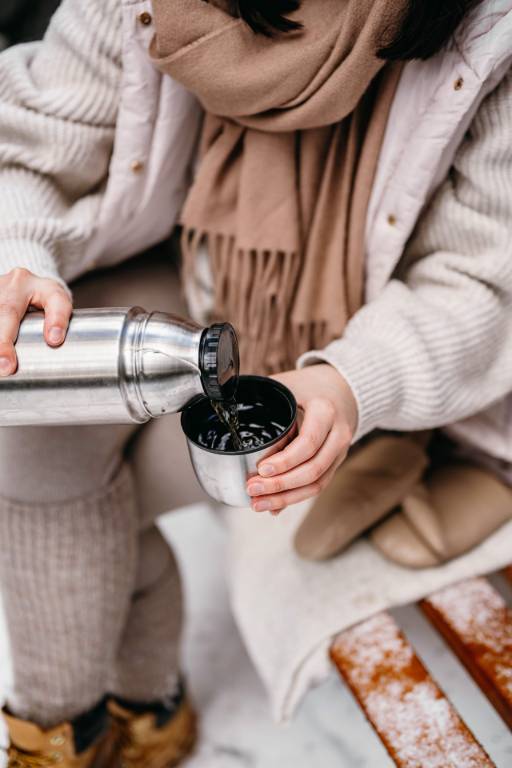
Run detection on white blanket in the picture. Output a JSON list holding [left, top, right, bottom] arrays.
[[224, 502, 512, 722]]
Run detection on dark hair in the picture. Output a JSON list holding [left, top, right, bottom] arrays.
[[378, 0, 483, 60], [228, 1, 302, 36], [230, 0, 483, 60]]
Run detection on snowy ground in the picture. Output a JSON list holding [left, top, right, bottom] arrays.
[[162, 505, 512, 768], [1, 503, 511, 767]]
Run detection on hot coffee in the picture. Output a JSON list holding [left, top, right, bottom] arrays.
[[181, 376, 297, 505], [183, 376, 295, 456], [203, 398, 285, 452], [210, 398, 245, 451]]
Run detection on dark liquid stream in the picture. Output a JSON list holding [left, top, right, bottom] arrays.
[[211, 399, 244, 451], [202, 398, 285, 452]]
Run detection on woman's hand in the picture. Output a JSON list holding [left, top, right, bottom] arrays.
[[247, 364, 358, 514], [0, 268, 72, 377]]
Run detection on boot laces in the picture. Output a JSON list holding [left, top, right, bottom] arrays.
[[8, 747, 57, 768]]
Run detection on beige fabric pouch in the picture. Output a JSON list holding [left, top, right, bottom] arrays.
[[294, 434, 428, 561], [372, 463, 512, 568]]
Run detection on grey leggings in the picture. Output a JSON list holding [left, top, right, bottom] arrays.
[[0, 246, 207, 726]]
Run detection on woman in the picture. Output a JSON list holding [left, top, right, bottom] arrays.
[[0, 0, 511, 765]]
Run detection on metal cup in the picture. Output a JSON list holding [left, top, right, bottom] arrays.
[[181, 375, 298, 507]]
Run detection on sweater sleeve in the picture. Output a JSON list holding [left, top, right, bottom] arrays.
[[0, 0, 122, 285], [299, 69, 512, 442]]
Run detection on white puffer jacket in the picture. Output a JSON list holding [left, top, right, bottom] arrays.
[[0, 0, 511, 461]]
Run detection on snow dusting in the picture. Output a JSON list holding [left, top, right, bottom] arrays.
[[333, 612, 493, 767], [428, 579, 512, 698]]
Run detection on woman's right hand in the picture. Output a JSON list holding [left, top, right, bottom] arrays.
[[0, 268, 72, 377]]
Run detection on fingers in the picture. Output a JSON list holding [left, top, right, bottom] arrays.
[[257, 398, 335, 478], [248, 425, 348, 501], [251, 462, 340, 515], [0, 273, 31, 376], [35, 285, 72, 347], [0, 269, 72, 378]]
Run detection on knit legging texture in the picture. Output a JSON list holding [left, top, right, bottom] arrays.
[[0, 466, 136, 724], [0, 466, 182, 727], [109, 526, 183, 703]]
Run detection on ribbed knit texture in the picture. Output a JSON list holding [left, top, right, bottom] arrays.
[[109, 526, 183, 703], [0, 466, 138, 726], [0, 0, 121, 283], [0, 0, 512, 452], [0, 469, 184, 727], [301, 70, 512, 447]]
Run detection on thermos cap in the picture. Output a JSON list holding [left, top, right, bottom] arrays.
[[199, 323, 240, 401]]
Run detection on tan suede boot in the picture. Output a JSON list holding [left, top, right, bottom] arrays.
[[106, 697, 198, 768], [4, 710, 113, 768]]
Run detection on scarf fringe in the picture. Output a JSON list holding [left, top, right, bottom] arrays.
[[182, 228, 335, 375]]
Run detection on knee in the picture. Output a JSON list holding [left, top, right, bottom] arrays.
[[0, 425, 129, 504]]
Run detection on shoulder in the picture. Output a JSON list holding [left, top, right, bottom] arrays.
[[455, 0, 512, 76], [47, 0, 123, 50], [38, 0, 123, 74]]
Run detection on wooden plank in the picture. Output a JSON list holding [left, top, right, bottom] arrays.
[[331, 612, 494, 768], [421, 578, 512, 730]]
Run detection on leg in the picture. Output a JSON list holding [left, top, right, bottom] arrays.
[[109, 525, 183, 703], [0, 428, 139, 726], [105, 418, 208, 709]]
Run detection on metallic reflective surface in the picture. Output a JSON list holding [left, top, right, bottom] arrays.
[[182, 378, 298, 507], [0, 308, 210, 425], [138, 311, 205, 418]]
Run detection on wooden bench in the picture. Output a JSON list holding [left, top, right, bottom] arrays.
[[330, 571, 512, 767]]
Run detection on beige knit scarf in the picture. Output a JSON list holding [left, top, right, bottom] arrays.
[[150, 0, 405, 373]]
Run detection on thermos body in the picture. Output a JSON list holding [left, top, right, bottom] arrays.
[[0, 308, 232, 426]]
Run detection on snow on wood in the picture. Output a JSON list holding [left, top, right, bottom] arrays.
[[422, 578, 512, 729], [331, 612, 494, 768]]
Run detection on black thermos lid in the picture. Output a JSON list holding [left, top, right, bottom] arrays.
[[199, 323, 240, 401]]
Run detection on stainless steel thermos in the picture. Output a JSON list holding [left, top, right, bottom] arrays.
[[0, 308, 239, 426], [0, 308, 301, 508]]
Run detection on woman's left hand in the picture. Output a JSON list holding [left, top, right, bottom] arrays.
[[246, 364, 358, 514]]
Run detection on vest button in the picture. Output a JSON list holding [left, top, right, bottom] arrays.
[[387, 214, 397, 227], [138, 11, 152, 26], [454, 77, 464, 91], [130, 160, 145, 174]]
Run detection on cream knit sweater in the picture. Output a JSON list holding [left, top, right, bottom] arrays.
[[0, 0, 512, 457]]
